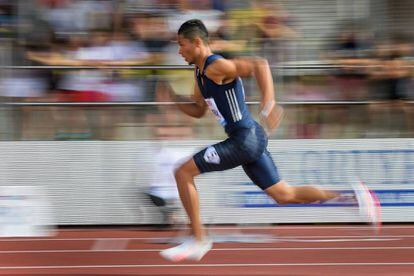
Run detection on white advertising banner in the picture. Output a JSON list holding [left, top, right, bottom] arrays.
[[0, 139, 412, 225], [0, 186, 55, 236]]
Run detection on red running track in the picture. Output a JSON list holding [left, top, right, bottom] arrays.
[[1, 225, 414, 275]]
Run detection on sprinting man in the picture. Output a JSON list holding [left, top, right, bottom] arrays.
[[160, 19, 379, 262]]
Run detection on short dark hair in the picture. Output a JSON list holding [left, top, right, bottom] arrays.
[[178, 19, 209, 44]]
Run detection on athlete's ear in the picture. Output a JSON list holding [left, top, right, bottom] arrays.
[[194, 37, 203, 47]]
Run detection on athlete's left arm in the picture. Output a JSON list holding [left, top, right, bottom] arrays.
[[207, 57, 283, 132], [207, 58, 274, 108]]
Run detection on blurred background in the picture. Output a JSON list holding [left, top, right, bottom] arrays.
[[0, 0, 414, 228], [0, 0, 412, 141]]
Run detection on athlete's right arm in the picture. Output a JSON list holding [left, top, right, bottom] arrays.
[[174, 77, 207, 119]]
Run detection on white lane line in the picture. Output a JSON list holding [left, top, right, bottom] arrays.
[[0, 235, 411, 242], [0, 237, 146, 241], [277, 238, 400, 242], [57, 225, 414, 232], [203, 225, 414, 230], [1, 263, 414, 269], [0, 246, 413, 254]]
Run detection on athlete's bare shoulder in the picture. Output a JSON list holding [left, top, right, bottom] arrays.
[[205, 59, 235, 81], [206, 57, 256, 83]]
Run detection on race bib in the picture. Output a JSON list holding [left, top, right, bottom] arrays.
[[205, 98, 226, 126]]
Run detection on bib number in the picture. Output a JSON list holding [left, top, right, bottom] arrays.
[[205, 98, 226, 126]]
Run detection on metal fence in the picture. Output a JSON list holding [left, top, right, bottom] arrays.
[[0, 64, 412, 140]]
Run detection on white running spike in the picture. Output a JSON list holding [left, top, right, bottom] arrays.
[[351, 179, 382, 234], [160, 237, 213, 262]]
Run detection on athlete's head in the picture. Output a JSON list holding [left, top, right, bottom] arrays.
[[177, 19, 209, 65]]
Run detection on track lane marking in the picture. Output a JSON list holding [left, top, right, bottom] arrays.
[[2, 262, 414, 269]]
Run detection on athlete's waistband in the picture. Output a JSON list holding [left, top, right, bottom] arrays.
[[224, 119, 257, 136]]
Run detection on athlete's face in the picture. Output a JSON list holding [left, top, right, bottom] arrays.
[[178, 35, 200, 65]]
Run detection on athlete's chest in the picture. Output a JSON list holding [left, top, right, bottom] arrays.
[[197, 78, 215, 98]]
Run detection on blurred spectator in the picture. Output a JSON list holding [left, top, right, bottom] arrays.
[[252, 1, 297, 65], [53, 31, 113, 102], [369, 36, 412, 101], [140, 15, 170, 54], [0, 1, 15, 38], [142, 6, 190, 102], [209, 14, 247, 59], [0, 0, 412, 140], [367, 34, 413, 137], [104, 31, 152, 101], [26, 26, 156, 139], [39, 0, 114, 39], [27, 30, 154, 102], [327, 25, 373, 101], [0, 23, 56, 140], [319, 26, 374, 138], [173, 0, 224, 33]]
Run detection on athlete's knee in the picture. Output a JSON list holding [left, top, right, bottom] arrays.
[[174, 166, 191, 191], [174, 165, 189, 182], [174, 160, 200, 182]]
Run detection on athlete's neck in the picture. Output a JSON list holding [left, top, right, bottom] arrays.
[[195, 47, 213, 71]]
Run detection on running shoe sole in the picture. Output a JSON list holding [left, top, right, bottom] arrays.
[[351, 179, 382, 234]]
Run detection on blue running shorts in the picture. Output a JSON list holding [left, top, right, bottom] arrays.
[[193, 122, 280, 190]]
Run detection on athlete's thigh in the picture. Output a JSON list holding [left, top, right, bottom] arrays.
[[242, 150, 281, 190], [193, 138, 254, 173]]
